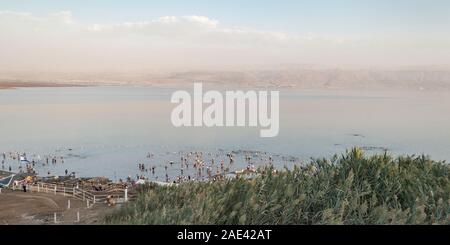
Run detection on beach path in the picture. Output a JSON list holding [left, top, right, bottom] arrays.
[[0, 189, 115, 224]]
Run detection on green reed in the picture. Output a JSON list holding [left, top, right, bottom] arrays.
[[104, 148, 450, 224]]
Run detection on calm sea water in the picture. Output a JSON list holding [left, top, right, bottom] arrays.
[[1, 86, 449, 180]]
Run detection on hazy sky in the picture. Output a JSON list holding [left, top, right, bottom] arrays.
[[1, 0, 449, 71]]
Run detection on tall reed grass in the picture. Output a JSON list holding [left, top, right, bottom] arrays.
[[105, 148, 450, 224]]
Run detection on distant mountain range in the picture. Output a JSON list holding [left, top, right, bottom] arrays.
[[1, 69, 450, 90]]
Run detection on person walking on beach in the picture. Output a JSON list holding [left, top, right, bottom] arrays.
[[65, 169, 68, 175]]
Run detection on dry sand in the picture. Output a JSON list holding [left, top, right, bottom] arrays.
[[0, 189, 115, 225]]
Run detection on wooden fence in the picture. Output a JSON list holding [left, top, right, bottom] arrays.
[[11, 182, 132, 205]]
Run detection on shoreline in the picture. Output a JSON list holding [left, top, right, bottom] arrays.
[[2, 68, 450, 91], [0, 81, 86, 90], [1, 80, 448, 93]]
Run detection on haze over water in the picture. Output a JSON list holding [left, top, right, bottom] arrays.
[[1, 86, 450, 180]]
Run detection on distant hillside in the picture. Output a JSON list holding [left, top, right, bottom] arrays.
[[1, 69, 450, 90], [164, 69, 450, 90]]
